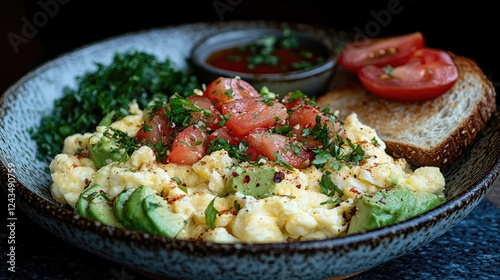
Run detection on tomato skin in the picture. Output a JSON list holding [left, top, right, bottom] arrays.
[[281, 91, 314, 110], [207, 127, 238, 146], [287, 105, 346, 144], [221, 97, 288, 137], [186, 95, 223, 132], [338, 32, 424, 73], [203, 77, 261, 111], [245, 132, 314, 169], [167, 125, 208, 165], [357, 48, 458, 102], [135, 108, 174, 147]]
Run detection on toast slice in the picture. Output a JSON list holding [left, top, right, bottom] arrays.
[[317, 53, 497, 169]]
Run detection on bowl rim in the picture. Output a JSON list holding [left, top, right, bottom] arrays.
[[191, 26, 339, 81], [0, 19, 499, 278]]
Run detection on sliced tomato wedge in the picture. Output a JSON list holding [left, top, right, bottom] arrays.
[[338, 32, 424, 73], [203, 77, 261, 111], [167, 125, 208, 165], [221, 97, 288, 137], [245, 132, 313, 169], [357, 48, 458, 102]]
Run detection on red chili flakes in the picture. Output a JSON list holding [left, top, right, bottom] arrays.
[[243, 175, 251, 184], [350, 188, 361, 194]]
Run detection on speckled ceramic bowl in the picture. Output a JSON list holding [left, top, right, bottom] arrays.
[[1, 20, 499, 280], [191, 26, 339, 98]]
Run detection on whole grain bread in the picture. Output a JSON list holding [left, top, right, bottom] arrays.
[[317, 53, 497, 169]]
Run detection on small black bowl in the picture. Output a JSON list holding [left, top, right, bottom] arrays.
[[191, 25, 339, 97]]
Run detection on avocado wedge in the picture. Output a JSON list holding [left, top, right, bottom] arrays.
[[348, 185, 445, 234]]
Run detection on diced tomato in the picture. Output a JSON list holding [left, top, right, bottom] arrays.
[[207, 127, 238, 146], [135, 108, 174, 147], [287, 105, 345, 144], [281, 91, 314, 110], [203, 77, 261, 111], [186, 95, 223, 132], [288, 105, 322, 130], [167, 125, 208, 165], [245, 132, 314, 169], [221, 97, 288, 137]]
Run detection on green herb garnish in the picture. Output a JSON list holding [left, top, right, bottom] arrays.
[[205, 197, 219, 229], [30, 50, 200, 162]]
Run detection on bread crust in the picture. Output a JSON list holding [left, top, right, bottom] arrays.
[[317, 54, 497, 169]]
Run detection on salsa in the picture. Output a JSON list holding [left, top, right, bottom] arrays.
[[205, 29, 329, 74]]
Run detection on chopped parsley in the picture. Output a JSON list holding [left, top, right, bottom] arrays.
[[30, 50, 200, 162]]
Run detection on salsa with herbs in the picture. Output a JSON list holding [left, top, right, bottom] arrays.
[[136, 76, 354, 169], [205, 29, 329, 74]]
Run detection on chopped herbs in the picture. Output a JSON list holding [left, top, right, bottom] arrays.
[[382, 65, 395, 78], [206, 138, 251, 162], [30, 50, 201, 162], [319, 171, 344, 197]]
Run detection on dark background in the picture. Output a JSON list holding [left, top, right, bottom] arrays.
[[1, 0, 498, 94], [1, 1, 499, 279]]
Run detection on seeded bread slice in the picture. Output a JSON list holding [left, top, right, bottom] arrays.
[[317, 54, 497, 169]]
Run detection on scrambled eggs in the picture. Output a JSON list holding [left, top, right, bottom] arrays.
[[49, 98, 445, 243]]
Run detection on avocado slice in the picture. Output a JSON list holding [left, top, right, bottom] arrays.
[[75, 184, 123, 228], [347, 186, 445, 234], [89, 133, 129, 169], [113, 187, 136, 228], [143, 194, 185, 238], [124, 185, 157, 232], [88, 189, 124, 228], [75, 184, 103, 219], [222, 165, 280, 199]]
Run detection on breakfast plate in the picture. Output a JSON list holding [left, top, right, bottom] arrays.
[[0, 20, 499, 280]]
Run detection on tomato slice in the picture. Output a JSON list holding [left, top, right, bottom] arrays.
[[167, 125, 208, 165], [338, 32, 424, 73], [245, 132, 313, 169], [203, 77, 261, 111], [221, 97, 288, 137], [357, 48, 458, 102]]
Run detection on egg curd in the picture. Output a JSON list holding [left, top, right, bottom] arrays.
[[49, 96, 445, 244]]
